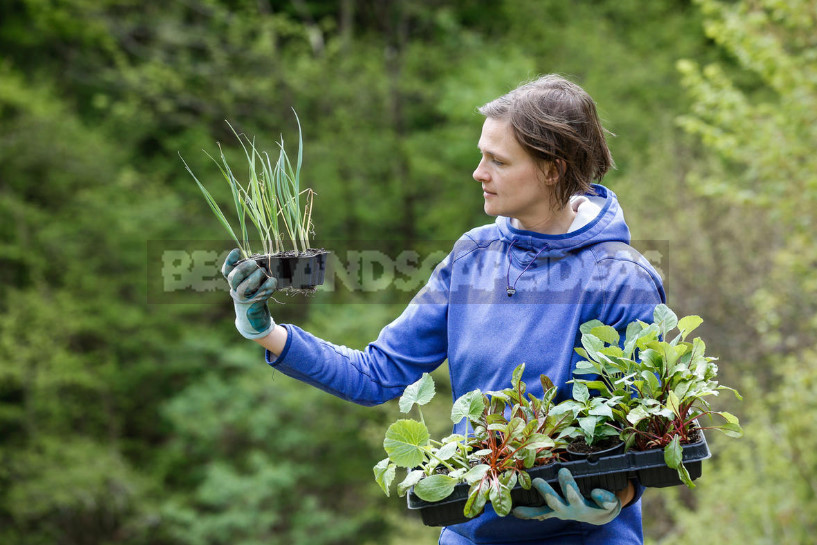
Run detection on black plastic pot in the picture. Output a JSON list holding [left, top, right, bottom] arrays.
[[407, 433, 711, 527], [566, 437, 626, 463], [242, 249, 329, 290]]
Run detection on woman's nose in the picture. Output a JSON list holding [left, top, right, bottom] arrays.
[[473, 159, 488, 182]]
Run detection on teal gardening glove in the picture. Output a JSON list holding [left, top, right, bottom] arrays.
[[221, 249, 278, 339], [512, 468, 621, 525]]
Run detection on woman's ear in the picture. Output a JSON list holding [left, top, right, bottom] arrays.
[[543, 160, 565, 185]]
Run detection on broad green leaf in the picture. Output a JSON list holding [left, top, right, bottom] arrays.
[[500, 470, 518, 490], [719, 385, 743, 401], [664, 436, 683, 469], [657, 407, 675, 419], [574, 347, 589, 359], [598, 426, 620, 439], [674, 380, 691, 400], [715, 411, 743, 437], [373, 458, 396, 497], [436, 441, 460, 461], [666, 343, 690, 367], [397, 469, 425, 496], [677, 462, 694, 488], [414, 474, 458, 502], [677, 315, 704, 340], [582, 380, 611, 395], [636, 329, 660, 352], [589, 402, 614, 419], [581, 333, 605, 361], [486, 413, 507, 425], [591, 325, 620, 346], [719, 411, 740, 424], [508, 417, 526, 437], [667, 391, 681, 417], [600, 345, 625, 358], [464, 482, 489, 518], [550, 400, 582, 416], [462, 464, 490, 485], [489, 391, 511, 403], [518, 470, 532, 490], [573, 382, 590, 403], [521, 447, 537, 468], [716, 423, 744, 438], [573, 360, 598, 375], [451, 390, 485, 424], [641, 370, 661, 395], [489, 481, 514, 516], [384, 419, 430, 468], [540, 375, 555, 392], [511, 363, 526, 391], [525, 434, 555, 450], [654, 305, 678, 336], [626, 405, 650, 426], [399, 373, 436, 413], [579, 416, 598, 439], [448, 468, 466, 480], [522, 419, 539, 436], [690, 336, 706, 361], [580, 319, 605, 334], [624, 321, 644, 356], [665, 438, 695, 488]]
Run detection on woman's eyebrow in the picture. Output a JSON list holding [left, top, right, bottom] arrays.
[[478, 146, 509, 162]]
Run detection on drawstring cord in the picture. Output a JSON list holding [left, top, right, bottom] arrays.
[[505, 240, 549, 297]]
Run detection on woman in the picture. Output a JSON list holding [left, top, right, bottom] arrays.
[[223, 75, 665, 544]]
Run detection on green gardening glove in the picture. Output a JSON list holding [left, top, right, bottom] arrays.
[[221, 249, 278, 340], [512, 468, 621, 525]]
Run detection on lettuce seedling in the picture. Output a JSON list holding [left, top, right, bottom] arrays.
[[374, 373, 472, 502]]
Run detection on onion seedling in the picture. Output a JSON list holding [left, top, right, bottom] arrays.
[[180, 110, 315, 260]]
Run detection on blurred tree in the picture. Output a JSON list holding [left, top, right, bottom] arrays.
[[652, 0, 817, 543]]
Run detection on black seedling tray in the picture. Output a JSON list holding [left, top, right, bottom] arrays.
[[407, 434, 711, 527]]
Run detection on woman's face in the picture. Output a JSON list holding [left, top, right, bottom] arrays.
[[473, 117, 556, 229]]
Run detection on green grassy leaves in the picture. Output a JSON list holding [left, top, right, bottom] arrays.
[[182, 111, 316, 258]]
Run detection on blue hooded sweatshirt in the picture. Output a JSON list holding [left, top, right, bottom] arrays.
[[266, 184, 665, 545]]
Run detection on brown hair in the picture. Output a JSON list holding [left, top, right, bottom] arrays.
[[478, 74, 614, 209]]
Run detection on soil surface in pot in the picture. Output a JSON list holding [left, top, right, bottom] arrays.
[[247, 248, 328, 260]]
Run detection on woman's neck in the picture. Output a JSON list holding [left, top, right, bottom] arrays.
[[511, 205, 577, 235]]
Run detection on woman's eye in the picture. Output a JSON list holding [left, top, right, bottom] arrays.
[[492, 159, 504, 166]]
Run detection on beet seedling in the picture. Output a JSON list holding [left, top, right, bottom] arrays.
[[571, 304, 743, 487]]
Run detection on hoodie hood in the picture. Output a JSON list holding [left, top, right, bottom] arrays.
[[495, 184, 631, 259]]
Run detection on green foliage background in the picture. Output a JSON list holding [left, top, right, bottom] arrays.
[[0, 0, 814, 543]]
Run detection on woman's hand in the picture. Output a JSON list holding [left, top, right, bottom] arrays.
[[512, 468, 623, 525], [222, 249, 278, 340]]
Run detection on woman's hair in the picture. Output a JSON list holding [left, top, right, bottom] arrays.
[[478, 74, 614, 209]]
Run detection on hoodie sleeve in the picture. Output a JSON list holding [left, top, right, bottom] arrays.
[[263, 248, 453, 406], [593, 244, 666, 331]]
